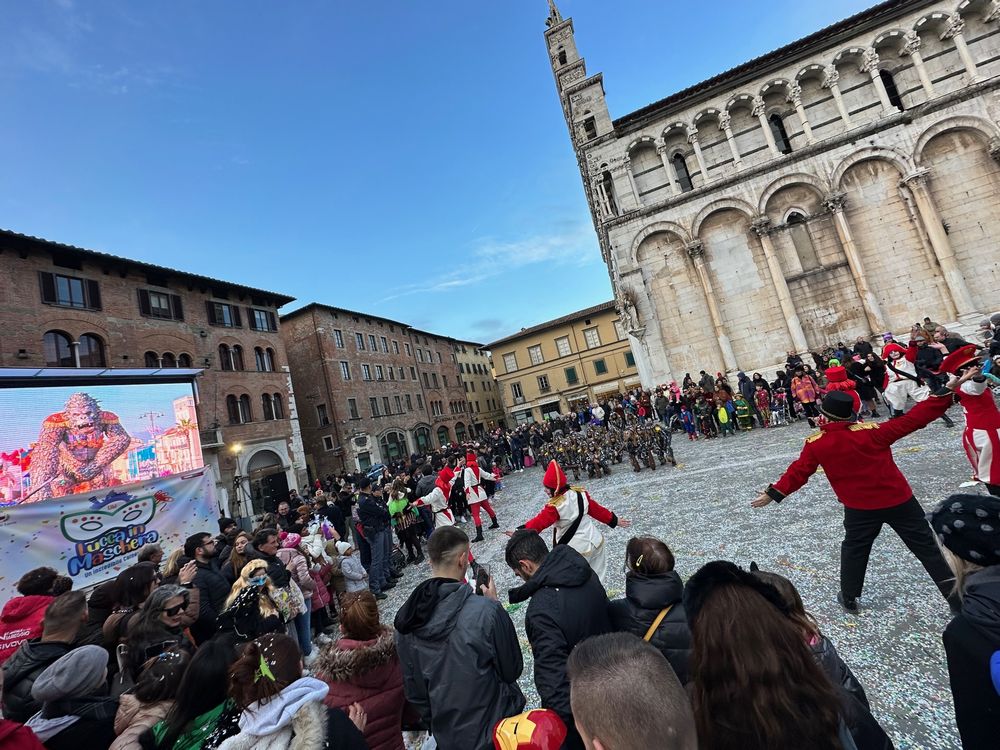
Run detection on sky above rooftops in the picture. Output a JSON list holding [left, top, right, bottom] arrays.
[[1, 0, 872, 342]]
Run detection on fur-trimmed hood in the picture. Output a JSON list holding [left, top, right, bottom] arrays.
[[315, 627, 396, 684], [682, 560, 788, 628]]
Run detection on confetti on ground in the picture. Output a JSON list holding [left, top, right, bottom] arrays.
[[375, 415, 970, 749]]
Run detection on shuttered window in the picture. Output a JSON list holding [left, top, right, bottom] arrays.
[[39, 272, 101, 310], [138, 289, 184, 320]]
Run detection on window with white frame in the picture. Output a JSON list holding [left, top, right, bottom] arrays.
[[323, 436, 335, 451], [614, 321, 628, 341], [355, 333, 365, 350], [502, 353, 518, 373], [555, 336, 571, 357], [528, 345, 544, 366], [362, 364, 372, 381], [340, 361, 351, 380], [333, 329, 344, 348], [583, 327, 601, 349], [511, 382, 524, 399]]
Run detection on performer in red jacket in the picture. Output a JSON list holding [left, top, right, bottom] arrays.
[[752, 374, 971, 614], [940, 344, 1000, 496]]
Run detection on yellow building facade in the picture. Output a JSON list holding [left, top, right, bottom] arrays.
[[485, 301, 638, 425]]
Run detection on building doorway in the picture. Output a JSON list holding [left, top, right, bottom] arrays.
[[247, 449, 289, 516], [379, 431, 407, 463]]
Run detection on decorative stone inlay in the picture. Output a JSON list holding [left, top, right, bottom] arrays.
[[751, 96, 767, 118], [718, 112, 732, 131], [687, 130, 699, 145], [786, 84, 802, 106], [822, 192, 847, 213]]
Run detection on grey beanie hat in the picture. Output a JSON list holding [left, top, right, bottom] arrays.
[[31, 645, 108, 702]]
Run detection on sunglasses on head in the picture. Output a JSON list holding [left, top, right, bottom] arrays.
[[163, 602, 187, 617]]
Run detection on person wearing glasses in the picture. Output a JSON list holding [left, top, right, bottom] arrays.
[[124, 586, 199, 682]]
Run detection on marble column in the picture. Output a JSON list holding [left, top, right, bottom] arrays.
[[753, 96, 781, 156], [686, 240, 737, 371], [822, 66, 853, 127], [942, 14, 980, 83], [622, 156, 641, 205], [687, 129, 710, 182], [718, 112, 743, 169], [591, 177, 612, 217], [900, 31, 935, 98], [750, 217, 809, 352], [786, 84, 815, 144], [823, 192, 888, 334], [899, 169, 977, 316], [657, 143, 681, 196], [986, 0, 1000, 23], [862, 48, 894, 114]]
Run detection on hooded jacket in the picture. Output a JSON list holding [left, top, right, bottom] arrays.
[[0, 596, 53, 666], [216, 676, 366, 750], [0, 640, 73, 723], [509, 544, 611, 749], [608, 571, 691, 684], [317, 627, 411, 750], [393, 578, 525, 750], [944, 565, 1000, 750]]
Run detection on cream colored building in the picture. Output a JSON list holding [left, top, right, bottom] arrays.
[[485, 301, 638, 425], [452, 340, 505, 433], [545, 0, 1000, 385]]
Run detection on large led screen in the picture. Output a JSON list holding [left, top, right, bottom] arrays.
[[0, 382, 202, 506]]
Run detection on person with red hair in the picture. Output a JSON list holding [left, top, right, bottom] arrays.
[[464, 451, 499, 543], [941, 344, 1000, 496], [513, 460, 630, 582]]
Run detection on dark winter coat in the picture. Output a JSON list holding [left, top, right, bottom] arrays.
[[31, 694, 119, 750], [509, 545, 611, 750], [812, 634, 869, 710], [317, 627, 413, 750], [394, 578, 525, 750], [608, 572, 691, 684], [737, 372, 755, 403], [943, 565, 1000, 750], [0, 640, 73, 723], [189, 559, 231, 644], [357, 493, 391, 533], [414, 474, 436, 499]]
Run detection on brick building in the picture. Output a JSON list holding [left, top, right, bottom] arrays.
[[546, 0, 1000, 384], [0, 229, 305, 518], [279, 304, 473, 477], [485, 301, 638, 425], [452, 340, 505, 432]]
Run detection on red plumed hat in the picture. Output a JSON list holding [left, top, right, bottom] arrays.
[[941, 344, 981, 374], [882, 343, 906, 359], [466, 451, 478, 465], [494, 709, 567, 750], [542, 460, 567, 491]]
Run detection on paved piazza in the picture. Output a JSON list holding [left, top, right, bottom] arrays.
[[382, 415, 973, 750]]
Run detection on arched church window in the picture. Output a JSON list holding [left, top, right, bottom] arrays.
[[879, 69, 904, 111], [582, 117, 597, 140], [672, 153, 694, 192], [769, 113, 793, 154], [557, 49, 567, 65], [787, 212, 820, 271]]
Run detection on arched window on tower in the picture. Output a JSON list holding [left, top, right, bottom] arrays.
[[232, 345, 245, 371], [178, 353, 192, 367], [226, 395, 241, 424], [879, 69, 904, 111], [582, 117, 597, 141], [261, 393, 275, 421], [671, 153, 694, 192], [145, 351, 160, 368], [557, 49, 567, 65], [238, 394, 252, 423], [160, 352, 176, 368], [272, 393, 284, 419], [768, 113, 793, 154], [600, 170, 618, 216], [786, 212, 820, 272], [219, 344, 232, 371]]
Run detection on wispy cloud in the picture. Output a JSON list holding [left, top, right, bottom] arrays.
[[377, 221, 600, 303]]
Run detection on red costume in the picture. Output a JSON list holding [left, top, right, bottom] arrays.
[[768, 394, 951, 510], [823, 364, 861, 415], [942, 345, 1000, 491]]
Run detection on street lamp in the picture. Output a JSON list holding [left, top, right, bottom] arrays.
[[229, 443, 245, 519]]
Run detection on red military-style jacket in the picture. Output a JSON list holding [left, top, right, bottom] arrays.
[[766, 393, 952, 510]]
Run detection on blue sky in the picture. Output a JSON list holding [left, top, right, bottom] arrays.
[[0, 0, 874, 343]]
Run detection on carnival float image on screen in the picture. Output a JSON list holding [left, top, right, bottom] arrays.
[[0, 382, 202, 505]]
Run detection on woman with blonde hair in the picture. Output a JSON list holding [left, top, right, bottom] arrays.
[[215, 560, 285, 646], [223, 531, 252, 584]]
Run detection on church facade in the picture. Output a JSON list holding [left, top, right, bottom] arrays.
[[545, 0, 1000, 384]]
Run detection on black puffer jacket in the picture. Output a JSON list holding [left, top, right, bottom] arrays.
[[608, 571, 691, 684], [394, 578, 524, 750], [812, 634, 869, 710], [0, 640, 73, 722], [510, 544, 611, 750]]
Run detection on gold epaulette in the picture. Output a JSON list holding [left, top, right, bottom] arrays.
[[547, 486, 585, 507], [849, 422, 880, 431], [805, 431, 824, 443]]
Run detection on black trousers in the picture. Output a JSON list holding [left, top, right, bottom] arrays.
[[840, 496, 955, 601]]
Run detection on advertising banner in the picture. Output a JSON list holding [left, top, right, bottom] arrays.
[[0, 382, 202, 507], [0, 467, 218, 601]]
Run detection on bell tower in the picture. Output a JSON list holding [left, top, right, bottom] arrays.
[[543, 1, 612, 146]]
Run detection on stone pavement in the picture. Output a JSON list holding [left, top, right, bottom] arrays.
[[379, 415, 973, 749]]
